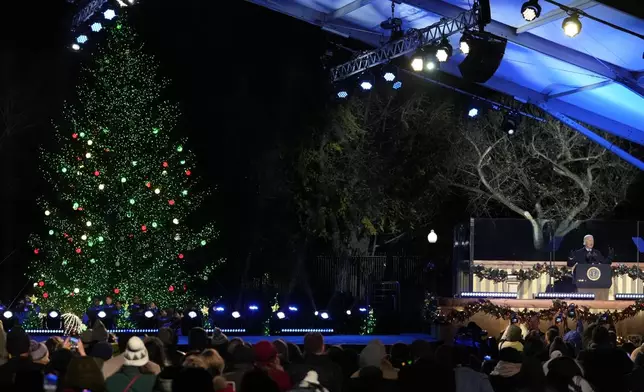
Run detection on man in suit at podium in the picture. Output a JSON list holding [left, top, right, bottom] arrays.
[[568, 234, 608, 266]]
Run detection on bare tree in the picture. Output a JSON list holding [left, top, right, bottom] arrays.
[[448, 110, 637, 249]]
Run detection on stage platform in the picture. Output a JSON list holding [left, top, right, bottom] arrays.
[[31, 334, 435, 347], [441, 298, 635, 309]]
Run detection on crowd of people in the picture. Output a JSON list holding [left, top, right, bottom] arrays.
[[0, 311, 643, 392]]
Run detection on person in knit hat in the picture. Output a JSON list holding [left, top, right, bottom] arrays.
[[499, 325, 524, 352], [254, 340, 292, 391], [0, 326, 45, 390], [29, 340, 50, 364], [105, 336, 158, 392], [64, 356, 106, 392], [90, 341, 114, 362]]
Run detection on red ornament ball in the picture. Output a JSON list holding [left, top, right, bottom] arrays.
[[183, 284, 187, 291], [43, 292, 49, 298], [94, 171, 100, 177], [63, 233, 69, 237], [141, 225, 147, 232], [77, 207, 83, 211], [72, 133, 78, 139], [38, 281, 45, 287], [168, 200, 175, 206], [168, 285, 175, 292], [178, 253, 184, 259], [114, 288, 120, 294], [75, 248, 82, 254], [146, 182, 151, 188], [185, 170, 191, 176], [162, 162, 168, 168], [34, 249, 40, 255]]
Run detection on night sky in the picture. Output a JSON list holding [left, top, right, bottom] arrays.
[[0, 0, 643, 303]]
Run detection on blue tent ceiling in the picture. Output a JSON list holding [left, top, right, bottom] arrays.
[[246, 0, 644, 148]]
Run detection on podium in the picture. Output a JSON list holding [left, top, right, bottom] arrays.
[[575, 264, 612, 300]]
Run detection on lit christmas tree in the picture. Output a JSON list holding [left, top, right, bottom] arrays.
[[28, 23, 218, 316]]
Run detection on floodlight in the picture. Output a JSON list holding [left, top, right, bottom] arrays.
[[410, 48, 426, 72], [71, 44, 81, 51], [277, 312, 286, 319], [435, 38, 453, 62], [346, 310, 352, 316], [104, 9, 116, 20], [562, 13, 582, 37], [459, 32, 471, 54], [98, 311, 107, 318], [214, 306, 225, 312], [48, 310, 59, 318], [392, 81, 402, 90], [359, 307, 368, 313], [382, 64, 397, 82], [188, 311, 197, 319], [144, 310, 154, 318], [248, 305, 259, 311], [337, 90, 348, 99], [91, 23, 103, 32], [521, 0, 541, 22], [468, 108, 479, 118], [288, 306, 298, 312], [320, 312, 329, 320], [76, 35, 88, 44], [232, 311, 241, 319], [3, 311, 13, 319]]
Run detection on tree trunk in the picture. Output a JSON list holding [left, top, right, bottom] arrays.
[[528, 218, 546, 250]]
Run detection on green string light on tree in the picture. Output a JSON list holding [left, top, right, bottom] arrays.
[[27, 21, 221, 316]]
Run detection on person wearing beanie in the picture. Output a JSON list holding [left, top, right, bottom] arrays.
[[254, 340, 292, 392], [0, 326, 46, 391], [105, 336, 158, 392], [90, 341, 115, 362], [224, 344, 255, 389], [188, 327, 209, 351], [64, 356, 106, 392], [289, 333, 343, 392], [29, 340, 50, 364], [499, 325, 524, 352]]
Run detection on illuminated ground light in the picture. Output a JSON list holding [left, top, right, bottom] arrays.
[[104, 9, 117, 20], [392, 81, 402, 90], [337, 90, 349, 99], [468, 108, 479, 118], [91, 22, 103, 32], [76, 35, 88, 44]]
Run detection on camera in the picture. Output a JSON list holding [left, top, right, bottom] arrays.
[[555, 313, 563, 324], [510, 313, 518, 324], [568, 304, 576, 319]]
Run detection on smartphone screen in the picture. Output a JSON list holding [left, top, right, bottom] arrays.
[[70, 337, 79, 345]]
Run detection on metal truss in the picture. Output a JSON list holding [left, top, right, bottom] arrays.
[[72, 0, 109, 28], [330, 5, 479, 82]]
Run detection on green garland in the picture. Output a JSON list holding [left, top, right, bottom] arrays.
[[422, 292, 440, 323], [443, 299, 644, 324], [360, 306, 377, 335], [472, 263, 643, 283]]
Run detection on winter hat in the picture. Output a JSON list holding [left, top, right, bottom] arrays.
[[64, 356, 105, 392], [29, 340, 49, 361], [211, 327, 228, 347], [188, 327, 209, 351], [49, 348, 76, 374], [232, 344, 255, 364], [123, 336, 149, 367], [506, 325, 523, 342], [359, 340, 387, 368], [80, 329, 94, 344], [298, 370, 330, 392], [254, 340, 278, 363], [273, 339, 289, 362], [91, 320, 109, 342], [6, 326, 30, 357], [158, 327, 177, 347], [90, 341, 114, 361]]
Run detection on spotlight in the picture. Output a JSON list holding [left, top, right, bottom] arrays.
[[188, 311, 197, 319], [425, 52, 438, 71], [232, 311, 241, 319], [144, 310, 154, 319], [320, 312, 329, 320], [468, 108, 479, 118], [248, 305, 259, 311], [382, 64, 397, 82], [346, 310, 352, 316], [98, 311, 107, 319], [2, 311, 13, 321], [76, 35, 88, 44], [47, 310, 62, 329], [521, 0, 541, 22], [562, 13, 582, 37], [502, 112, 520, 135], [214, 306, 225, 312], [71, 44, 81, 51], [314, 311, 319, 316], [91, 22, 103, 32], [459, 32, 471, 55], [359, 73, 374, 91], [337, 90, 349, 99], [392, 81, 402, 90], [48, 311, 59, 319], [277, 312, 286, 320], [104, 9, 117, 20], [435, 38, 453, 62], [359, 307, 368, 313], [288, 306, 298, 312], [410, 49, 425, 71]]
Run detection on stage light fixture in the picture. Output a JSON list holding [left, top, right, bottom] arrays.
[[392, 81, 402, 90], [345, 310, 352, 316], [337, 90, 349, 99], [3, 310, 13, 319], [232, 311, 241, 319], [248, 305, 259, 311], [46, 310, 62, 329], [144, 310, 154, 318], [562, 13, 582, 37], [502, 112, 520, 135], [288, 306, 298, 312], [91, 22, 103, 32], [459, 32, 471, 54], [71, 44, 81, 51], [188, 311, 197, 319], [458, 31, 507, 83], [104, 9, 116, 20], [382, 64, 397, 82], [76, 35, 88, 44], [425, 53, 438, 71], [320, 312, 329, 320], [435, 38, 453, 62], [521, 0, 541, 22], [277, 312, 286, 320], [410, 49, 425, 71], [98, 311, 107, 319], [48, 310, 59, 319], [468, 108, 479, 118], [214, 306, 225, 312], [359, 307, 368, 313], [359, 73, 374, 91]]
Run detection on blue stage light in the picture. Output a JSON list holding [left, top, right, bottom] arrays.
[[248, 305, 259, 311], [91, 23, 103, 32], [214, 306, 225, 312], [359, 307, 368, 313], [392, 81, 402, 90], [468, 108, 479, 117], [276, 312, 286, 319], [76, 35, 88, 44], [384, 72, 395, 82], [337, 90, 348, 99], [104, 9, 116, 20], [288, 306, 298, 312]]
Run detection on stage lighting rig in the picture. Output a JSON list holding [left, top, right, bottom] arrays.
[[521, 0, 541, 22]]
